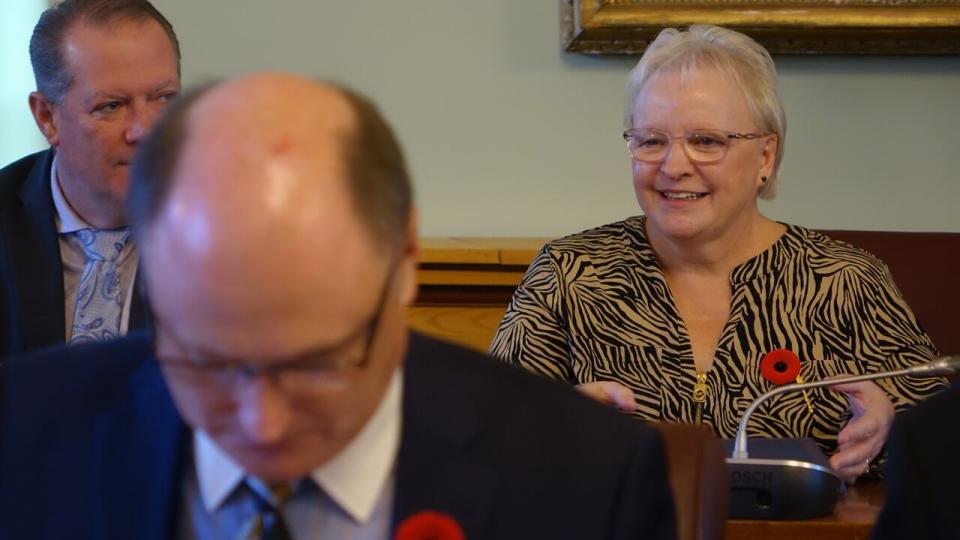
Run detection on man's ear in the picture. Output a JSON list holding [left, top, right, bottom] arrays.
[[29, 92, 60, 147], [396, 208, 420, 307]]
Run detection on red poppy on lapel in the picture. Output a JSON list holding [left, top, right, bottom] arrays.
[[760, 348, 801, 385], [394, 510, 466, 540]]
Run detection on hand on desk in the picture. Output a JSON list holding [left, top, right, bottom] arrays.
[[576, 381, 637, 412], [828, 380, 894, 483]]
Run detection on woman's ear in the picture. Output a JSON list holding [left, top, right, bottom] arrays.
[[756, 134, 778, 188], [760, 134, 778, 178]]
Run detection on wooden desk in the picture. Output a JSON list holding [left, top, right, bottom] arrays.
[[725, 481, 884, 540], [409, 237, 547, 351]]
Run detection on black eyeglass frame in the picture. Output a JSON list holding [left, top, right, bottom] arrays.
[[149, 263, 395, 383]]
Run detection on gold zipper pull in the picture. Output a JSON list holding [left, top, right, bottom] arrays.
[[795, 375, 815, 414], [693, 372, 708, 424]]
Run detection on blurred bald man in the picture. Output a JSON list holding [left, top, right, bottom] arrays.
[[0, 74, 677, 540]]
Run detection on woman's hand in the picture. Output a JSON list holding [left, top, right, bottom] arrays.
[[828, 380, 895, 483], [576, 381, 637, 412]]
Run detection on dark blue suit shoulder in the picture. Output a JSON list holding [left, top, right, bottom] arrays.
[[404, 331, 662, 446], [0, 150, 51, 201], [2, 332, 155, 415]]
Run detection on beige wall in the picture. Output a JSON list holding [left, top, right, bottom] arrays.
[[153, 2, 960, 234], [0, 0, 46, 167]]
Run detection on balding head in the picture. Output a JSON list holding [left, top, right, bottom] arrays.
[[129, 73, 412, 254], [129, 73, 418, 481]]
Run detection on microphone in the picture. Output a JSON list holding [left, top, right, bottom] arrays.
[[733, 355, 958, 459], [727, 354, 957, 519]]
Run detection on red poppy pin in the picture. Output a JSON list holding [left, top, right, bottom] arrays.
[[760, 348, 801, 385], [394, 510, 467, 540]]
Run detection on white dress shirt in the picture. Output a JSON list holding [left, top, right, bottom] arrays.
[[181, 368, 403, 540]]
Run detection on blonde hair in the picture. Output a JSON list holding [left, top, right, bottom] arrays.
[[624, 25, 786, 199]]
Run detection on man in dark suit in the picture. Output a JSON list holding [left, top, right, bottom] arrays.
[[0, 74, 677, 539], [0, 0, 181, 355], [871, 384, 959, 540]]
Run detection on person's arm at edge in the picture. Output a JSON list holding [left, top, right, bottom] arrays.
[[870, 410, 933, 539]]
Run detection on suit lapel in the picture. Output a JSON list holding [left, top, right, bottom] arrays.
[[94, 357, 188, 540], [392, 336, 498, 538], [2, 149, 66, 350], [128, 269, 148, 332]]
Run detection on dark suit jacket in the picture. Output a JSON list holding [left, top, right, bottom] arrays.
[[871, 386, 960, 540], [0, 149, 146, 356], [0, 331, 676, 540]]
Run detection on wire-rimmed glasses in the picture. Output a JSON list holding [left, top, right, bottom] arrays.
[[623, 128, 769, 164]]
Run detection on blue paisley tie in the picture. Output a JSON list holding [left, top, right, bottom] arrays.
[[69, 228, 131, 344]]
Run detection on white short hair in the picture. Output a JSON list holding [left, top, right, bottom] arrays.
[[624, 25, 786, 199]]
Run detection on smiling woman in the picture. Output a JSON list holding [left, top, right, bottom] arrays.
[[489, 24, 947, 485], [0, 0, 46, 166]]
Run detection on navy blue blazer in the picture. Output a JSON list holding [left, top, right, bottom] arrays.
[[0, 149, 147, 356], [0, 331, 676, 540], [871, 385, 960, 540]]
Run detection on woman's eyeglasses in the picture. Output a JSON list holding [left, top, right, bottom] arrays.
[[623, 128, 769, 164]]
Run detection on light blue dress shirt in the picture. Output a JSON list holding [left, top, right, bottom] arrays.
[[178, 370, 402, 540]]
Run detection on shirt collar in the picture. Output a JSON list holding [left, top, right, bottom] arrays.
[[194, 368, 403, 524], [50, 155, 94, 233]]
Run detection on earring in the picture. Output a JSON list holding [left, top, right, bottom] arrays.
[[761, 176, 768, 183]]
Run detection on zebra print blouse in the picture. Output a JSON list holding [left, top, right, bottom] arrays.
[[490, 216, 946, 461]]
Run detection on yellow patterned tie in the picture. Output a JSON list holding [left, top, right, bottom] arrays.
[[246, 480, 294, 540]]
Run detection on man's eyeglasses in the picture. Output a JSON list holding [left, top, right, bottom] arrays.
[[151, 265, 394, 395], [623, 128, 769, 164]]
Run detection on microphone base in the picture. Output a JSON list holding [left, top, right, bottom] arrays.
[[725, 438, 842, 520]]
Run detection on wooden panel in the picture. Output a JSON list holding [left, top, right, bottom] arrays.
[[420, 237, 546, 266], [414, 240, 534, 351], [725, 481, 883, 540], [417, 268, 527, 287], [415, 285, 517, 306], [452, 237, 546, 265], [407, 305, 507, 352], [419, 238, 501, 264]]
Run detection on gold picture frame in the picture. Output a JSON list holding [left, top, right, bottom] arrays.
[[561, 0, 960, 54]]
